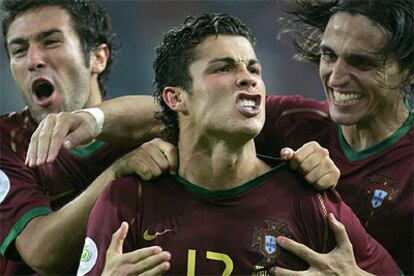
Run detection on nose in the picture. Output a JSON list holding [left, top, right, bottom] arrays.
[[27, 45, 46, 71], [327, 58, 350, 88], [236, 66, 257, 88]]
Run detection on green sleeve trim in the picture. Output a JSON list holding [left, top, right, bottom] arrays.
[[70, 139, 105, 158], [338, 109, 414, 161], [0, 207, 52, 256]]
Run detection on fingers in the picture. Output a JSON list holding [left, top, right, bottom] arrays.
[[117, 138, 177, 180], [270, 266, 304, 276], [62, 112, 97, 149], [289, 141, 339, 191], [154, 138, 178, 175], [25, 112, 97, 167], [313, 168, 340, 191], [328, 213, 352, 251], [133, 250, 171, 275], [108, 222, 129, 255], [124, 246, 171, 274], [26, 114, 71, 167], [280, 147, 295, 160], [26, 119, 43, 167], [288, 141, 319, 171], [140, 261, 170, 276], [276, 236, 321, 266]]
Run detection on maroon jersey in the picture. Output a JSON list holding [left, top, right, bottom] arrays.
[[80, 161, 400, 275], [0, 108, 132, 275], [256, 95, 414, 274]]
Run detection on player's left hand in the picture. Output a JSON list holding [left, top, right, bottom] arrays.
[[112, 138, 178, 181], [269, 213, 372, 276], [280, 141, 340, 191]]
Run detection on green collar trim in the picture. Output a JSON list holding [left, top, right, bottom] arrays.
[[176, 162, 286, 199], [70, 140, 105, 158], [338, 108, 414, 162], [0, 207, 52, 256]]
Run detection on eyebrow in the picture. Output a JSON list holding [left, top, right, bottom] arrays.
[[208, 57, 261, 67], [320, 43, 380, 63], [8, 29, 62, 46]]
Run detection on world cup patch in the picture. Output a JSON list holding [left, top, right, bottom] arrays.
[[252, 220, 289, 266], [0, 170, 11, 204], [77, 237, 98, 276]]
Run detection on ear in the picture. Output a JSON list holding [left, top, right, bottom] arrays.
[[91, 44, 109, 74], [162, 87, 188, 113]]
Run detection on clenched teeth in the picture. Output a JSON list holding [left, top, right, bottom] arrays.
[[240, 99, 256, 108], [333, 91, 363, 103]]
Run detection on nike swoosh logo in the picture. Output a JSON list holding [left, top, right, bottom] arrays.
[[143, 229, 173, 241]]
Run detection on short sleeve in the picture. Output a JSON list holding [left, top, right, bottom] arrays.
[[0, 129, 51, 260]]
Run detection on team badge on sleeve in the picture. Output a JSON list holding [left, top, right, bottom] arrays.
[[252, 220, 290, 266], [77, 237, 98, 276], [0, 170, 11, 204]]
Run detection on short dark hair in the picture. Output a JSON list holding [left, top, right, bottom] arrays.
[[281, 0, 413, 95], [2, 0, 116, 96], [153, 13, 256, 144]]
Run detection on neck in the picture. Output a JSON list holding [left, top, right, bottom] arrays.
[[86, 78, 103, 107], [178, 131, 270, 191], [341, 101, 410, 151]]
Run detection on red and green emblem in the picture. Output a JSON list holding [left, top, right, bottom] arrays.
[[252, 220, 289, 266]]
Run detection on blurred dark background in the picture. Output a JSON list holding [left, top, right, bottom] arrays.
[[0, 0, 324, 114]]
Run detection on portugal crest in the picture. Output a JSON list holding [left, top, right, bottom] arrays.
[[252, 220, 289, 266], [363, 174, 399, 212]]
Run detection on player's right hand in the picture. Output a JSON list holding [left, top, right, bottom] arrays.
[[102, 222, 171, 276], [112, 138, 178, 180], [26, 111, 98, 167]]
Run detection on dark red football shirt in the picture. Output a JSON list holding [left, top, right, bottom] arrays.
[[256, 95, 413, 274], [81, 161, 400, 275]]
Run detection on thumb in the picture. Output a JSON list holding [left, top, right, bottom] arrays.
[[108, 222, 129, 254], [280, 147, 295, 160], [63, 125, 95, 149]]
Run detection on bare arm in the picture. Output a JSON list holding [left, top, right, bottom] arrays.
[[97, 95, 161, 144], [26, 95, 162, 167], [16, 161, 118, 274]]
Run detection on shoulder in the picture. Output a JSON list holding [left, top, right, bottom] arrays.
[[1, 109, 36, 156], [267, 163, 317, 197], [265, 95, 329, 115], [100, 176, 142, 203]]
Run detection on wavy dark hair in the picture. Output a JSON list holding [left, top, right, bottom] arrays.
[[2, 0, 116, 96], [280, 0, 413, 95], [153, 13, 256, 144]]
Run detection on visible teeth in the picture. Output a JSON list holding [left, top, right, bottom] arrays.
[[240, 99, 255, 108], [333, 91, 363, 103]]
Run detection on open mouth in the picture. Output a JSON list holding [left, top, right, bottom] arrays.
[[236, 93, 261, 116], [33, 80, 55, 100], [333, 90, 363, 104]]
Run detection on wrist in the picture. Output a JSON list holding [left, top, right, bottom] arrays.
[[71, 107, 105, 135]]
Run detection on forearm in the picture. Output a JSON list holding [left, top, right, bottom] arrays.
[[97, 95, 162, 144], [15, 165, 118, 275]]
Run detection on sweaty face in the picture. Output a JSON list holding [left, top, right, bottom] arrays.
[[320, 12, 407, 126], [7, 6, 93, 123], [184, 35, 266, 142]]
